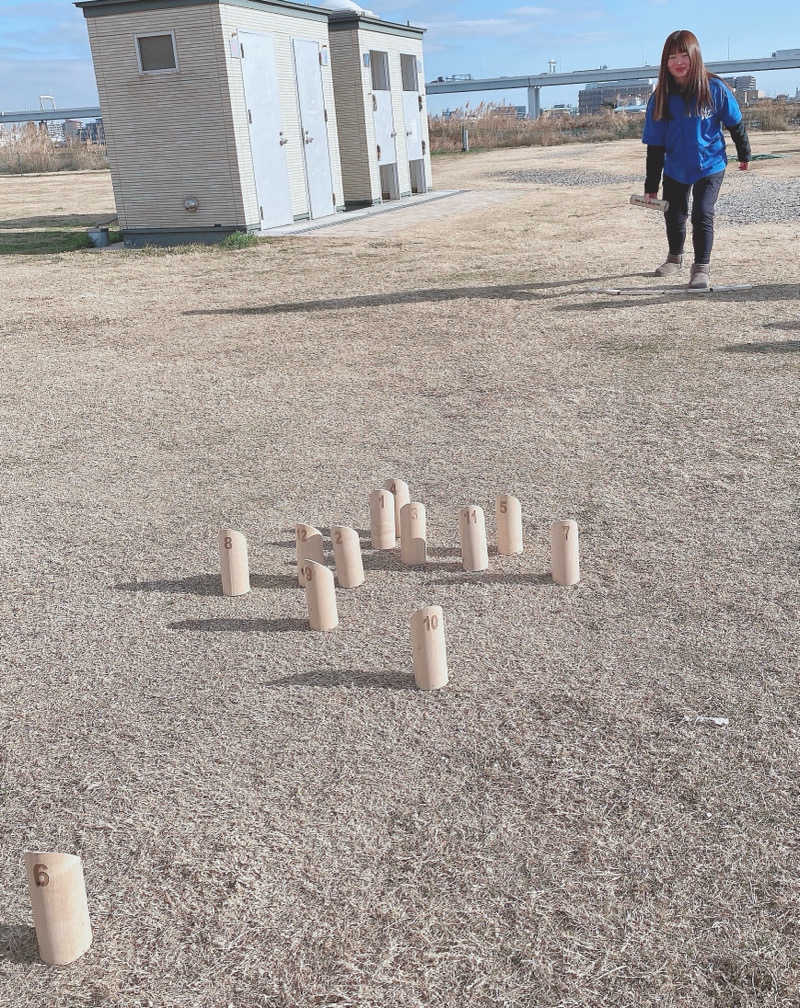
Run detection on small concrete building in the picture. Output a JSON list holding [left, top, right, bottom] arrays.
[[326, 4, 432, 206], [76, 0, 347, 244]]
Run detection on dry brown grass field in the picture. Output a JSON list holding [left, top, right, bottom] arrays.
[[0, 134, 798, 1008]]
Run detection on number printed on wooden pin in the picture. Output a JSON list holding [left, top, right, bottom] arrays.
[[33, 863, 50, 887], [499, 499, 508, 514], [423, 614, 439, 631], [411, 507, 418, 520], [335, 530, 342, 544], [224, 536, 232, 550], [304, 565, 313, 582]]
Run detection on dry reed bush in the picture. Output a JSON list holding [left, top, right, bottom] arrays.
[[742, 101, 799, 131], [0, 123, 108, 174]]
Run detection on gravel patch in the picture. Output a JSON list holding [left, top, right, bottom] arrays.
[[493, 167, 641, 187]]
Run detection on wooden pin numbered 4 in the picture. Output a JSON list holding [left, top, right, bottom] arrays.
[[24, 851, 92, 966]]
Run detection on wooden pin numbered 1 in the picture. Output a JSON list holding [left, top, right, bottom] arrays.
[[24, 851, 92, 966], [331, 525, 364, 588], [551, 519, 580, 585], [410, 605, 448, 690], [303, 559, 338, 631], [496, 494, 523, 555], [383, 478, 410, 539], [458, 505, 488, 572], [218, 528, 250, 596], [369, 489, 396, 549], [400, 502, 427, 566], [296, 523, 324, 587]]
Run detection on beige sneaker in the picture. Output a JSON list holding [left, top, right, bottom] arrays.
[[688, 264, 710, 290], [654, 254, 683, 277]]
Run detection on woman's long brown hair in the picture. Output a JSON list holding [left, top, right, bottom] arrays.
[[652, 29, 730, 119]]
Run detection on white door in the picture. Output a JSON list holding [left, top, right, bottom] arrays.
[[292, 38, 334, 219], [239, 31, 292, 229], [403, 92, 422, 161], [370, 50, 397, 166]]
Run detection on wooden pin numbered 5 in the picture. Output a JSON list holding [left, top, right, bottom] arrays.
[[410, 605, 448, 690], [551, 519, 580, 585], [24, 851, 92, 966], [218, 528, 250, 596], [296, 523, 324, 587], [383, 478, 410, 539], [496, 494, 523, 556], [331, 525, 364, 588]]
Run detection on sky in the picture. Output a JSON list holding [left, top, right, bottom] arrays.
[[1, 0, 799, 116]]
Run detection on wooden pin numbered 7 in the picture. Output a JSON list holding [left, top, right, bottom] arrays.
[[551, 519, 580, 586]]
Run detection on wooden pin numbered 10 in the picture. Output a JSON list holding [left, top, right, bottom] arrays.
[[369, 489, 396, 549], [551, 519, 580, 585], [410, 605, 448, 690], [331, 525, 364, 588], [458, 505, 489, 572], [24, 851, 92, 966], [218, 528, 250, 596], [296, 523, 324, 587], [630, 194, 669, 212], [383, 478, 410, 539], [400, 502, 427, 566], [496, 494, 523, 555], [303, 559, 338, 631]]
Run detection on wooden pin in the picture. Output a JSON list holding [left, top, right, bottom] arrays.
[[551, 519, 580, 585], [496, 494, 523, 556], [369, 489, 396, 549], [218, 528, 250, 596], [303, 559, 338, 630], [24, 851, 92, 966], [399, 502, 427, 566], [331, 525, 365, 588], [458, 505, 489, 572], [383, 478, 410, 538], [296, 523, 324, 587], [410, 605, 448, 690]]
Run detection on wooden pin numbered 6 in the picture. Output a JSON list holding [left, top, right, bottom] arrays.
[[24, 851, 92, 966], [399, 502, 427, 566], [303, 559, 338, 631], [218, 528, 250, 596], [496, 494, 523, 555], [458, 505, 489, 572], [383, 478, 410, 539], [410, 605, 448, 690], [551, 519, 580, 585], [296, 523, 324, 587], [369, 489, 396, 549], [331, 525, 364, 588]]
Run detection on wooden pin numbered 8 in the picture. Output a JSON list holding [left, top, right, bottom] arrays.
[[218, 528, 250, 596]]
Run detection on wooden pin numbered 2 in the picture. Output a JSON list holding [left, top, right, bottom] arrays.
[[296, 523, 324, 587], [331, 525, 364, 588], [218, 529, 250, 596], [24, 851, 92, 966]]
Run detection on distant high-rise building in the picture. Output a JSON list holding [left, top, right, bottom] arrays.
[[578, 79, 653, 115]]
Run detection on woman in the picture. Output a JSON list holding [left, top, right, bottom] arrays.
[[643, 30, 751, 290]]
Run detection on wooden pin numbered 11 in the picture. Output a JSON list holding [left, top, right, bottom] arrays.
[[458, 505, 489, 572], [24, 851, 92, 966], [630, 194, 669, 212], [218, 528, 250, 596], [410, 605, 448, 690]]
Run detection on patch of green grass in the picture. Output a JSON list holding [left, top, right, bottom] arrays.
[[0, 230, 93, 255], [219, 231, 259, 250]]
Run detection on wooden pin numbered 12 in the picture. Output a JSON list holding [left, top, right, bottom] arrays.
[[630, 194, 669, 212], [399, 502, 427, 566], [410, 605, 448, 690], [369, 489, 396, 549], [218, 528, 250, 596], [303, 559, 338, 631], [496, 494, 523, 555], [383, 478, 410, 539], [296, 523, 324, 587], [331, 525, 364, 588], [24, 851, 92, 966], [551, 519, 580, 585], [458, 505, 489, 572]]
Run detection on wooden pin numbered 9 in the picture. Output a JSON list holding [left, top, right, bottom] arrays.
[[303, 559, 338, 631], [369, 489, 396, 549], [399, 502, 427, 566], [630, 194, 669, 212], [496, 494, 523, 555], [218, 528, 250, 596], [383, 478, 410, 538], [410, 605, 448, 690], [296, 523, 324, 587], [331, 525, 364, 588], [24, 851, 92, 966], [551, 519, 580, 586], [458, 505, 489, 572]]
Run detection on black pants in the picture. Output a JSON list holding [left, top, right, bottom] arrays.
[[662, 171, 725, 265]]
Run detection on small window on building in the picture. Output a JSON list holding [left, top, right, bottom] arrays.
[[401, 54, 418, 92], [370, 50, 390, 91], [136, 33, 178, 73]]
